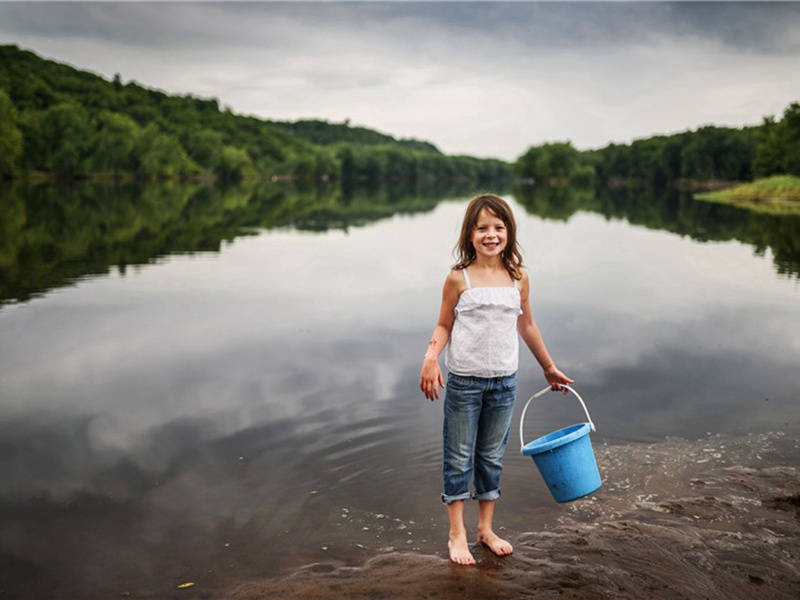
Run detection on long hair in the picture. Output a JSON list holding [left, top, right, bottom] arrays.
[[453, 194, 523, 280]]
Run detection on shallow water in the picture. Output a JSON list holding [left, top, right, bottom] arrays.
[[0, 183, 798, 598], [230, 433, 800, 600]]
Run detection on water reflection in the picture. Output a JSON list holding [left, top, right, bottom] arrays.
[[516, 184, 800, 279], [2, 181, 799, 307], [0, 182, 798, 598], [0, 179, 458, 305]]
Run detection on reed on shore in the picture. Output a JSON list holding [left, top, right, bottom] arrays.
[[695, 175, 800, 214]]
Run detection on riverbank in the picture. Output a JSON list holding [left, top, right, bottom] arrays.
[[695, 175, 800, 215], [225, 433, 800, 599]]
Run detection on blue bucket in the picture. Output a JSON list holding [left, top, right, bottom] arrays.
[[519, 386, 602, 503]]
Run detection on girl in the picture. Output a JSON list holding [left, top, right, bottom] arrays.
[[419, 193, 572, 565]]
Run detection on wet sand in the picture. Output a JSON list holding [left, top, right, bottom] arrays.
[[226, 433, 799, 600]]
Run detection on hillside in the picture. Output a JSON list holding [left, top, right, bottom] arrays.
[[0, 44, 510, 185]]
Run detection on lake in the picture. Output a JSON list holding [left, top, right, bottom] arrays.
[[1, 182, 798, 598]]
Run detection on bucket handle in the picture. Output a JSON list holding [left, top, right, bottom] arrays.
[[519, 385, 596, 453]]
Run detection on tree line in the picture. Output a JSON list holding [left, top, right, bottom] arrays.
[[4, 44, 797, 191], [515, 101, 800, 186], [0, 45, 511, 186]]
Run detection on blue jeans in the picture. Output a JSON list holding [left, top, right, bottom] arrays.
[[442, 372, 518, 504]]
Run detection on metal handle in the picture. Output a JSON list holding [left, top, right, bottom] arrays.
[[519, 385, 596, 453]]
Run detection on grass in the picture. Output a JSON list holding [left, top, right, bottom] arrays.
[[695, 175, 800, 215]]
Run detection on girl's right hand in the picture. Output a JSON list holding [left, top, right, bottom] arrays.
[[420, 357, 445, 401]]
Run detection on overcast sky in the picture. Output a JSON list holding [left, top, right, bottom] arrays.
[[1, 1, 799, 161]]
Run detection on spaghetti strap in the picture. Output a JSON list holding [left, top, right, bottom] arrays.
[[462, 268, 472, 289]]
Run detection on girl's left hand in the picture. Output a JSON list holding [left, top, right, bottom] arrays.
[[544, 365, 573, 394]]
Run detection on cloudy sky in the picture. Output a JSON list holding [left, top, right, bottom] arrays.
[[1, 1, 799, 161]]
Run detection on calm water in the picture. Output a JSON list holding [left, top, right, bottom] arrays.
[[1, 182, 799, 598]]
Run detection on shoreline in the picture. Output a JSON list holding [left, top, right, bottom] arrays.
[[224, 433, 800, 599]]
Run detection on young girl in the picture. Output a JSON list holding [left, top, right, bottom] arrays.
[[419, 193, 572, 565]]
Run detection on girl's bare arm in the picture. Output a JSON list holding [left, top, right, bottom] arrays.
[[420, 271, 461, 400], [517, 271, 573, 391]]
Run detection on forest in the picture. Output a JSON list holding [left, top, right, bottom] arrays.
[[0, 45, 510, 187], [2, 44, 798, 192], [515, 101, 800, 187]]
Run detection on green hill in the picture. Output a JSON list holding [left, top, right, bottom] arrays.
[[0, 44, 510, 185]]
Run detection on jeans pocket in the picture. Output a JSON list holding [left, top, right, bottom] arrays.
[[447, 374, 473, 391], [501, 373, 518, 391]]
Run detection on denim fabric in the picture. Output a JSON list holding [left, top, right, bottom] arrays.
[[442, 372, 517, 504]]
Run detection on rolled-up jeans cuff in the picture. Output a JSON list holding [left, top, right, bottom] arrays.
[[441, 491, 472, 504], [474, 488, 501, 502]]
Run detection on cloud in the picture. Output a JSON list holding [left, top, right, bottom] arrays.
[[1, 2, 798, 160]]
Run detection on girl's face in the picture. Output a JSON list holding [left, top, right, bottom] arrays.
[[471, 208, 508, 260]]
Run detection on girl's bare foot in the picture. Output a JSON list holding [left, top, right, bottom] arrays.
[[477, 529, 513, 556], [448, 530, 476, 565]]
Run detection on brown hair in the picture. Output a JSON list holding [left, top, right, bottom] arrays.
[[453, 193, 523, 280]]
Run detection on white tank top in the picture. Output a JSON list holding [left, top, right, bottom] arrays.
[[445, 269, 522, 378]]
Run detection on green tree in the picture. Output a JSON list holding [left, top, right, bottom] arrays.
[[0, 90, 24, 175], [783, 102, 800, 176], [217, 145, 254, 181], [20, 102, 94, 175], [515, 142, 592, 183], [135, 124, 198, 178], [91, 111, 140, 175], [183, 128, 224, 174], [754, 117, 783, 177], [753, 104, 800, 178]]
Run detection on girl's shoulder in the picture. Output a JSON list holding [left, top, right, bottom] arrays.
[[517, 267, 530, 292], [444, 268, 469, 295]]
